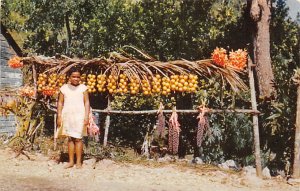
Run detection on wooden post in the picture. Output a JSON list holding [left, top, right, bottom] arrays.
[[54, 114, 57, 150], [32, 64, 37, 98], [103, 96, 111, 147], [293, 77, 300, 178], [248, 57, 262, 177]]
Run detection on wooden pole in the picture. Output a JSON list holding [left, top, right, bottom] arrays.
[[103, 96, 111, 147], [92, 109, 259, 115], [293, 80, 300, 178], [248, 57, 262, 177], [32, 64, 37, 98], [54, 114, 57, 150]]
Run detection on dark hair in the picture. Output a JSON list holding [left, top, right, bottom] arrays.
[[67, 66, 81, 77]]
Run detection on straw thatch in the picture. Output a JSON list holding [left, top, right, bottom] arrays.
[[21, 49, 248, 92]]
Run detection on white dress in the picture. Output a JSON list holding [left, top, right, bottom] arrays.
[[59, 84, 88, 139]]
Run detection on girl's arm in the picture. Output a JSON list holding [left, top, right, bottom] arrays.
[[57, 92, 64, 127], [83, 90, 90, 127]]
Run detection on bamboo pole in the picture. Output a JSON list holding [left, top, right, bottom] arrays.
[[103, 96, 111, 147], [293, 78, 300, 178], [248, 57, 262, 177]]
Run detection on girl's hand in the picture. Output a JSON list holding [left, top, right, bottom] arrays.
[[57, 116, 62, 128]]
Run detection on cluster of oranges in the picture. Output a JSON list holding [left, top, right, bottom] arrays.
[[212, 47, 247, 70], [37, 73, 65, 96], [8, 56, 23, 69]]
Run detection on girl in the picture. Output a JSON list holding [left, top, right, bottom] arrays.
[[57, 67, 90, 169]]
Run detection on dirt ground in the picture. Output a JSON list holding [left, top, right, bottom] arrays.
[[0, 147, 299, 191]]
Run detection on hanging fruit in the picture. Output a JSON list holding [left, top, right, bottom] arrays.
[[57, 74, 66, 88], [161, 76, 171, 96], [96, 74, 107, 93], [8, 56, 23, 69], [129, 77, 139, 95], [211, 47, 228, 67], [87, 74, 97, 93], [117, 73, 128, 94], [151, 74, 162, 94], [42, 86, 56, 96], [170, 75, 179, 92], [188, 74, 198, 93], [37, 73, 47, 92], [107, 75, 118, 94], [141, 78, 152, 95], [229, 49, 248, 70]]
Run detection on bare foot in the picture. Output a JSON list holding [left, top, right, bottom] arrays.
[[76, 164, 82, 169], [64, 163, 74, 169]]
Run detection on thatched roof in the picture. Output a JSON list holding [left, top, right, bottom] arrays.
[[21, 50, 248, 92]]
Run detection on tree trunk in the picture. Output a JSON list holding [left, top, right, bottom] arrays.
[[250, 0, 275, 98], [293, 83, 300, 177]]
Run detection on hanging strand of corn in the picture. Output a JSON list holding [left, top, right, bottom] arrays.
[[156, 102, 165, 138], [168, 107, 181, 154], [196, 104, 210, 147]]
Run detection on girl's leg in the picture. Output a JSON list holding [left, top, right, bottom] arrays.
[[65, 137, 75, 169], [75, 138, 83, 168]]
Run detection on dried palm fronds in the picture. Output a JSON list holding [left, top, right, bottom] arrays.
[[196, 104, 210, 147], [19, 46, 248, 92], [168, 107, 181, 154]]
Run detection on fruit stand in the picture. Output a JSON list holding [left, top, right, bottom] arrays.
[[0, 47, 263, 176]]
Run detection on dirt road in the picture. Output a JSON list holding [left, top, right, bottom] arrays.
[[0, 148, 298, 191]]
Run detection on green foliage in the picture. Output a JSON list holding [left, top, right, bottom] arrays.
[[2, 0, 300, 171]]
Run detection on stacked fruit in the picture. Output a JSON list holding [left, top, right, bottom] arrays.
[[57, 75, 66, 88], [96, 74, 107, 93], [141, 78, 152, 95], [170, 75, 179, 92], [161, 76, 171, 95], [37, 73, 47, 92], [117, 74, 128, 94], [151, 74, 162, 94], [129, 77, 139, 95], [107, 75, 118, 94], [187, 74, 198, 92], [87, 74, 97, 93], [41, 73, 58, 96]]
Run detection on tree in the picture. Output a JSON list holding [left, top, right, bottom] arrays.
[[249, 0, 275, 98]]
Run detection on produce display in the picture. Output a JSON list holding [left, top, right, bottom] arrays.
[[7, 47, 248, 97]]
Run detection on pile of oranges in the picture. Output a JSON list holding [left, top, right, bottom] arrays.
[[35, 72, 200, 96], [212, 47, 247, 70]]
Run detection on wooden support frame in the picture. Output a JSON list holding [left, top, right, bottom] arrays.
[[248, 57, 262, 177]]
